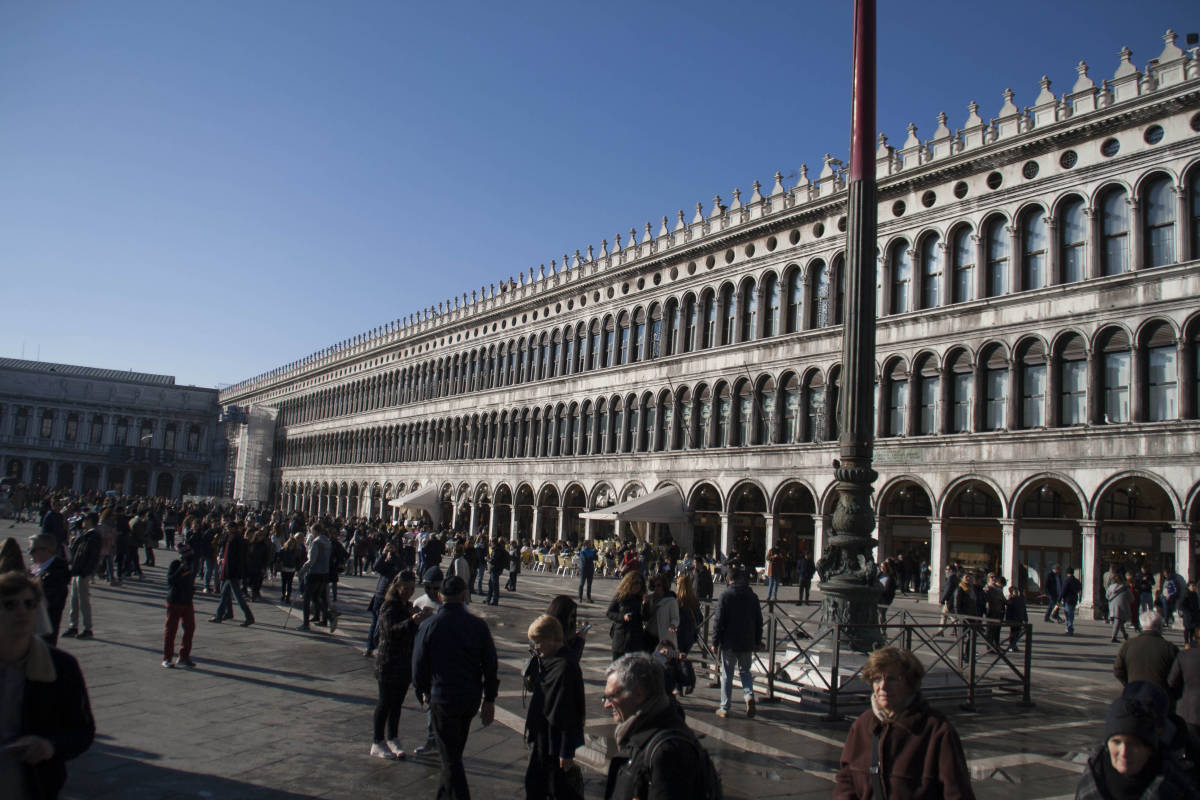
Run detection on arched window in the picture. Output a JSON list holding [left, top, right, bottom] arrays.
[[696, 386, 712, 448], [786, 267, 803, 332], [757, 378, 775, 444], [542, 406, 554, 456], [1191, 168, 1200, 259], [631, 308, 645, 363], [1100, 186, 1130, 275], [588, 322, 600, 371], [740, 279, 757, 342], [1145, 323, 1177, 421], [949, 350, 972, 432], [657, 392, 672, 451], [885, 361, 908, 436], [1020, 207, 1047, 290], [663, 300, 678, 356], [916, 356, 939, 434], [763, 273, 780, 337], [735, 382, 752, 445], [560, 405, 572, 456], [617, 313, 631, 365], [984, 216, 1008, 297], [677, 388, 693, 449], [809, 261, 829, 328], [527, 338, 537, 381], [1143, 174, 1176, 267], [890, 240, 911, 314], [596, 399, 609, 454], [715, 385, 731, 447], [720, 285, 735, 346], [640, 395, 654, 452], [649, 305, 663, 359], [1059, 334, 1088, 426], [612, 399, 624, 453], [955, 226, 974, 304], [780, 374, 800, 443], [1059, 197, 1087, 284], [983, 346, 1008, 430], [562, 331, 574, 376], [802, 372, 824, 443], [603, 316, 616, 367], [1100, 329, 1131, 423], [919, 234, 941, 309], [1018, 340, 1046, 428], [549, 332, 561, 378], [702, 291, 717, 348], [625, 397, 638, 453], [575, 325, 587, 373], [682, 295, 697, 353]]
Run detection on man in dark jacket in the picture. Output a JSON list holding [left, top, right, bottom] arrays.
[[1043, 563, 1064, 622], [712, 567, 763, 719], [163, 545, 197, 668], [1115, 611, 1179, 696], [603, 652, 712, 800], [62, 514, 102, 640], [210, 522, 254, 626], [486, 539, 509, 605], [412, 575, 498, 800], [1061, 567, 1083, 635], [29, 533, 70, 645]]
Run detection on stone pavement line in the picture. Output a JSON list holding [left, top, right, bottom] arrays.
[[5, 526, 1116, 800]]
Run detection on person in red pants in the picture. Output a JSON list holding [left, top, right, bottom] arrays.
[[163, 543, 197, 668]]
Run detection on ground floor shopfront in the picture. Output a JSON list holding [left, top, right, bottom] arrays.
[[2, 452, 209, 499], [269, 428, 1200, 619]]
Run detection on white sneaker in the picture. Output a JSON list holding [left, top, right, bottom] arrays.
[[386, 739, 406, 759], [370, 742, 395, 760]]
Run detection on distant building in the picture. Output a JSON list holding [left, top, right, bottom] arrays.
[[220, 30, 1200, 615], [0, 358, 224, 498]]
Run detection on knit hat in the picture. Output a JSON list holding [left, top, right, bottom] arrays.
[[1105, 681, 1169, 746]]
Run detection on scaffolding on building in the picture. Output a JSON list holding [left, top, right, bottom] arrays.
[[232, 405, 277, 507]]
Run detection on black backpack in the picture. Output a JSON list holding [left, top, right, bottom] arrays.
[[633, 728, 722, 800]]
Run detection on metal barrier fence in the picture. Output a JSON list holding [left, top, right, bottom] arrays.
[[691, 599, 1033, 719]]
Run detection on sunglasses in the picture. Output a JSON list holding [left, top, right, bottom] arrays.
[[1, 597, 39, 612]]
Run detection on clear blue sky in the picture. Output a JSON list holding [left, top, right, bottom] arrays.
[[1, 1, 1193, 389]]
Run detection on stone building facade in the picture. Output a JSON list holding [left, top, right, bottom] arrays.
[[0, 358, 224, 499], [220, 31, 1200, 614]]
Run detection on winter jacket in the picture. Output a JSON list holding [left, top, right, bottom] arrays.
[[1074, 744, 1197, 799], [166, 559, 195, 605], [834, 695, 975, 800], [607, 594, 648, 659], [375, 598, 419, 680], [1168, 648, 1200, 731], [1108, 582, 1134, 623], [411, 602, 499, 707], [1115, 632, 1179, 691], [19, 642, 96, 800], [604, 701, 705, 800], [712, 580, 763, 653]]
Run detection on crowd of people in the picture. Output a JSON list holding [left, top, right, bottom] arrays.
[[5, 483, 1200, 798]]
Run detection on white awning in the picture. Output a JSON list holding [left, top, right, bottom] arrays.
[[579, 485, 687, 524], [387, 483, 440, 512]]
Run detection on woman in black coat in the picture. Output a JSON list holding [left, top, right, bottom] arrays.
[[370, 570, 427, 759], [524, 615, 586, 800], [606, 570, 648, 660]]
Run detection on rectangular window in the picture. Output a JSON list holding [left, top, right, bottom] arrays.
[[65, 416, 78, 442], [91, 419, 104, 445], [952, 373, 971, 432], [1061, 360, 1087, 425], [1104, 351, 1130, 423], [1148, 346, 1177, 421], [164, 428, 177, 451], [40, 415, 53, 438], [919, 376, 938, 434], [1022, 365, 1046, 428], [985, 368, 1007, 430], [187, 428, 200, 452]]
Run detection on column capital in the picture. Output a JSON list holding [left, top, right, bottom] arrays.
[[1078, 519, 1099, 534]]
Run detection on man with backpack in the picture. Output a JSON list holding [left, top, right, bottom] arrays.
[[603, 652, 721, 800], [62, 512, 103, 639]]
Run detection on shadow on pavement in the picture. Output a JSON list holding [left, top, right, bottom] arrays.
[[64, 735, 322, 799]]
